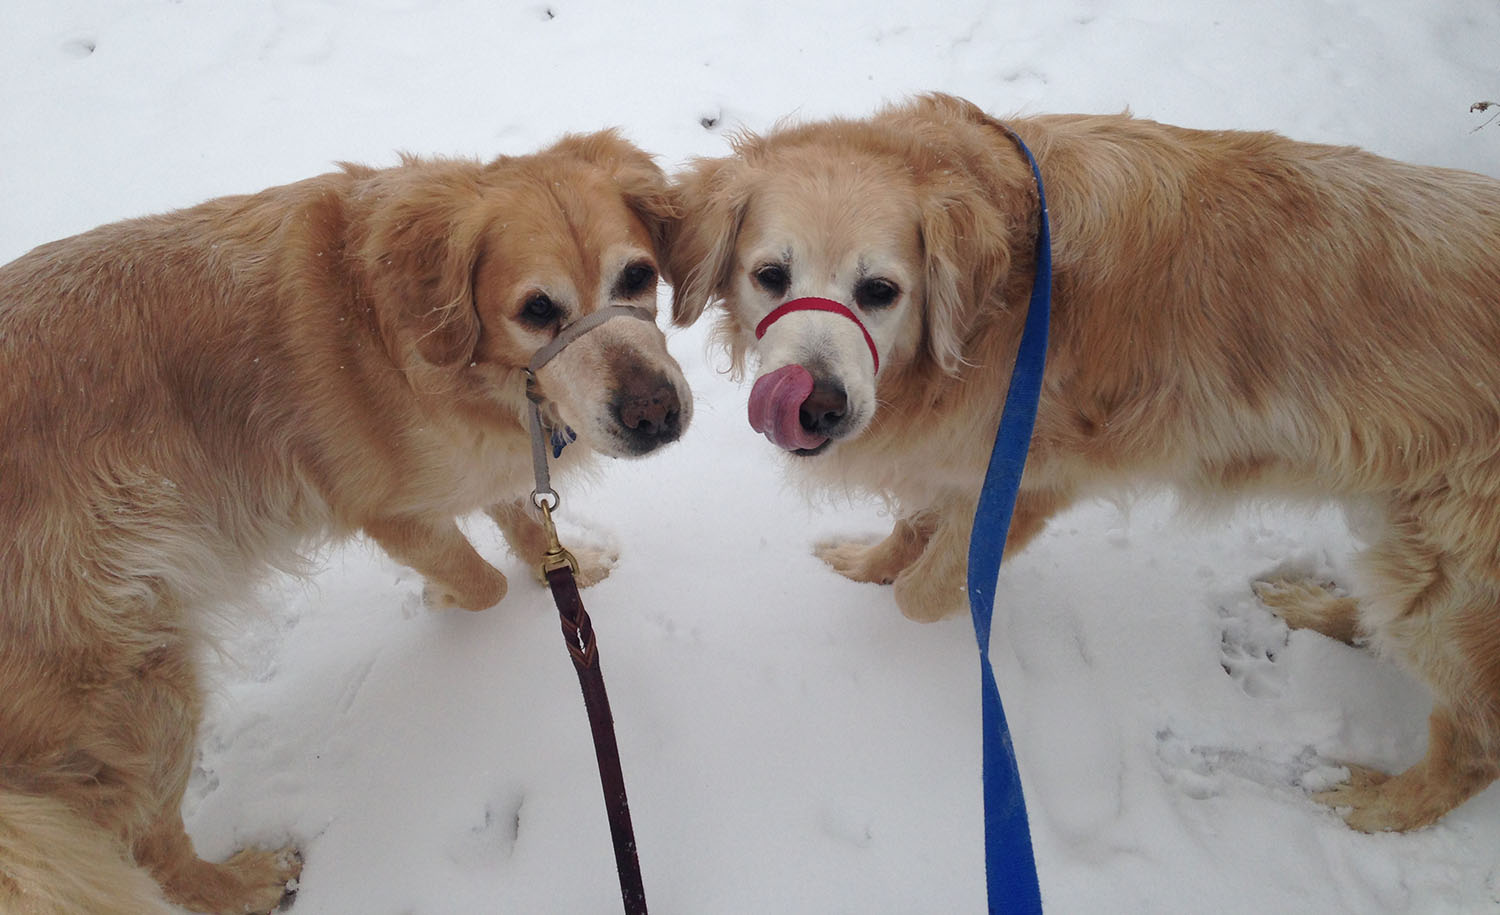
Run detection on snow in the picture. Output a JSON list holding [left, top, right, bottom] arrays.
[[4, 1, 1500, 912]]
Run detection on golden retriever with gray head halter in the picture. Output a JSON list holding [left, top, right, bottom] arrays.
[[0, 130, 689, 914], [666, 92, 1500, 833]]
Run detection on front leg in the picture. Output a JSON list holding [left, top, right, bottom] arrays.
[[364, 515, 507, 611], [892, 487, 1070, 623], [815, 514, 936, 585], [485, 498, 617, 587], [891, 500, 973, 622]]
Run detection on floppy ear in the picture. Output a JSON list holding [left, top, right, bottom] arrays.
[[356, 166, 484, 369], [664, 156, 751, 327], [608, 143, 678, 269], [918, 174, 1018, 375], [543, 130, 679, 266]]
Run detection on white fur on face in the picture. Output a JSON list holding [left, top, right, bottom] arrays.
[[734, 168, 924, 448]]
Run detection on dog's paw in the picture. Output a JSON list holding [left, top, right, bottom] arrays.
[[231, 846, 303, 914], [422, 569, 508, 612], [1252, 576, 1360, 644], [892, 569, 966, 623], [1311, 761, 1493, 832], [1310, 763, 1434, 833], [164, 846, 302, 915], [569, 544, 619, 588], [814, 538, 899, 584]]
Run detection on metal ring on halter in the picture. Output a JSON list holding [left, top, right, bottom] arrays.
[[531, 488, 560, 512]]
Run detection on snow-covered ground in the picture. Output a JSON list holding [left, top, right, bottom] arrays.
[[4, 2, 1500, 912]]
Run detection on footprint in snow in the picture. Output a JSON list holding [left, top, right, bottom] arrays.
[[1217, 595, 1290, 699], [818, 805, 874, 849], [446, 791, 525, 867], [61, 37, 96, 58], [1155, 729, 1344, 801]]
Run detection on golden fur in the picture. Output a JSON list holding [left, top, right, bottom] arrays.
[[667, 93, 1500, 832], [0, 130, 690, 913]]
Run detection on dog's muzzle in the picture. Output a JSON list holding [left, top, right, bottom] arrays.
[[526, 304, 662, 456], [748, 297, 874, 454]]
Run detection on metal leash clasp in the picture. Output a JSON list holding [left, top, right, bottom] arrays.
[[534, 494, 580, 584], [527, 369, 580, 584]]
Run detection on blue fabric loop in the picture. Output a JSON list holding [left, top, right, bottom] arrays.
[[966, 128, 1051, 915]]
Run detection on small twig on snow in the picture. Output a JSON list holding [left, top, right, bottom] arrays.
[[1471, 100, 1500, 133]]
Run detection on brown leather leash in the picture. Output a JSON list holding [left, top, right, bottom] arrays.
[[537, 521, 647, 914], [525, 306, 651, 915]]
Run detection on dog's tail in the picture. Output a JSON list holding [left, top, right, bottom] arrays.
[[0, 790, 172, 915]]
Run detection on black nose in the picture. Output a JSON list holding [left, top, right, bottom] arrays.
[[613, 373, 683, 451], [799, 381, 847, 436]]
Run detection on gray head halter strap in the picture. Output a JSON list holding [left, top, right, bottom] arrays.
[[525, 305, 656, 508]]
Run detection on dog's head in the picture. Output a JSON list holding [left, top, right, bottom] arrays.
[[355, 130, 691, 457], [667, 94, 1032, 456]]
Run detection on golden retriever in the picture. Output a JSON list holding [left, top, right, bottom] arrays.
[[666, 93, 1500, 833], [0, 130, 690, 914]]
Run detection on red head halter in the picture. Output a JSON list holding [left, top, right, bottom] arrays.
[[754, 297, 879, 374]]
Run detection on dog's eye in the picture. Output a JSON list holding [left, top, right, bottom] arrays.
[[854, 278, 900, 310], [753, 263, 790, 298], [520, 293, 560, 327], [615, 262, 658, 299]]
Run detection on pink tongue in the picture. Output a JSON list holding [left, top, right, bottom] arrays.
[[748, 364, 828, 452]]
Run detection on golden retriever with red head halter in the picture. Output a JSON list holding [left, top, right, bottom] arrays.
[[667, 92, 1500, 833], [0, 131, 689, 914]]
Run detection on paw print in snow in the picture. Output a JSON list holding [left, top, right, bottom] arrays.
[[1217, 597, 1289, 699]]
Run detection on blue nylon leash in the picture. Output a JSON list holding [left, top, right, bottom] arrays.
[[966, 128, 1051, 914]]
